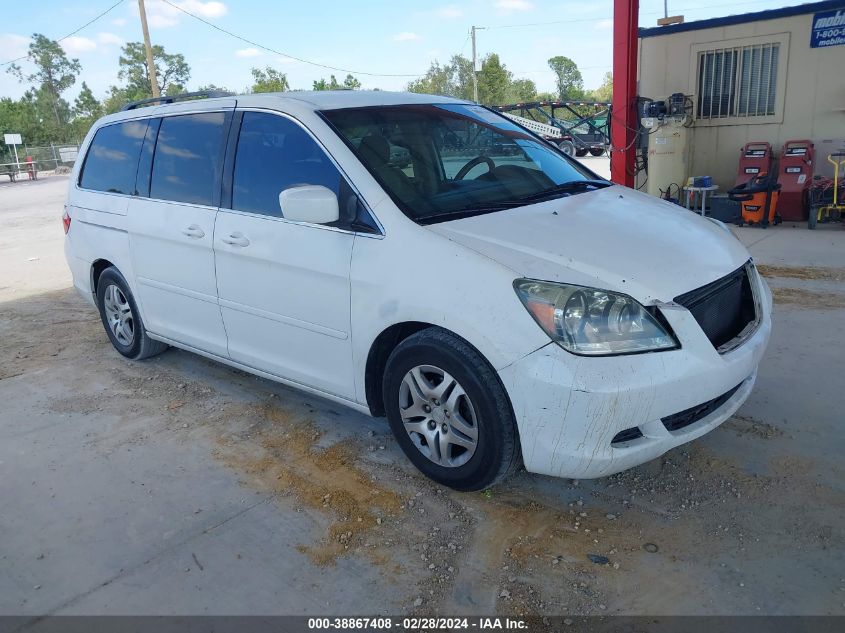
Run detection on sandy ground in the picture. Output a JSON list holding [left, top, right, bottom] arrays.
[[1, 174, 844, 617]]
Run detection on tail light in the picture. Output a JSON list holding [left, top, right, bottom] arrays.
[[62, 206, 71, 234]]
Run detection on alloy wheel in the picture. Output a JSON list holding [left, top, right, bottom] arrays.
[[103, 284, 135, 347], [398, 365, 478, 468]]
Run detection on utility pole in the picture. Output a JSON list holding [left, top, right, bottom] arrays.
[[138, 0, 161, 98], [470, 25, 485, 103]]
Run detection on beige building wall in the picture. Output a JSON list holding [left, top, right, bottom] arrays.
[[638, 10, 844, 192]]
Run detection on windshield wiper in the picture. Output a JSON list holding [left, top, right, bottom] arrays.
[[515, 179, 611, 203], [416, 201, 525, 224]]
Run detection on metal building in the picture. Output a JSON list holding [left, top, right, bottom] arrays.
[[637, 0, 844, 193]]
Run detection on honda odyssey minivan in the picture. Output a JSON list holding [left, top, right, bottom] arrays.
[[63, 91, 771, 490]]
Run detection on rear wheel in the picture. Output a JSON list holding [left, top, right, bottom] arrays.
[[558, 140, 575, 157], [589, 147, 605, 157], [808, 205, 819, 230], [382, 328, 520, 491], [96, 267, 167, 360], [575, 148, 588, 158]]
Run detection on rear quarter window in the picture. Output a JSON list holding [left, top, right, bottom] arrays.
[[79, 120, 149, 195]]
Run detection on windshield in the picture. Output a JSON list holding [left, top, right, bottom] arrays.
[[321, 103, 607, 224]]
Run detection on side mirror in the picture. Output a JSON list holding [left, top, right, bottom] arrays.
[[278, 185, 339, 224]]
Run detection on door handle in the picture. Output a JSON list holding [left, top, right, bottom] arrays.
[[221, 232, 250, 247], [181, 225, 205, 239]]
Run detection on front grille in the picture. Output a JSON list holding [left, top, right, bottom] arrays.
[[674, 263, 757, 351], [661, 383, 742, 432]]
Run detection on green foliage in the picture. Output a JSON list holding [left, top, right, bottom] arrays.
[[476, 54, 512, 105], [250, 67, 289, 93], [548, 55, 584, 100], [7, 33, 81, 130], [313, 74, 362, 90], [506, 78, 538, 103], [408, 53, 541, 106], [69, 82, 102, 141], [196, 83, 232, 93], [588, 71, 613, 103], [118, 42, 190, 98]]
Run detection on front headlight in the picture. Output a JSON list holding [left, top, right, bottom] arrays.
[[513, 279, 679, 356]]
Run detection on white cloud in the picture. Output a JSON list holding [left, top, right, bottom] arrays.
[[61, 36, 97, 55], [178, 0, 227, 18], [436, 5, 463, 19], [235, 47, 261, 58], [392, 32, 421, 42], [112, 17, 127, 27], [595, 18, 613, 30], [97, 32, 123, 45], [495, 0, 534, 13], [141, 1, 228, 29], [0, 33, 30, 60]]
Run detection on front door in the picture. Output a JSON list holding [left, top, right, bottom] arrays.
[[129, 108, 232, 357], [214, 111, 361, 398]]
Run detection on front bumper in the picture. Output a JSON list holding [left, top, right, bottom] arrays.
[[499, 277, 772, 479]]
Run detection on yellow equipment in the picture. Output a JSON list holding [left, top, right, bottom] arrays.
[[809, 152, 845, 230]]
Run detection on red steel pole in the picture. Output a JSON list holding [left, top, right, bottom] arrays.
[[610, 0, 639, 187]]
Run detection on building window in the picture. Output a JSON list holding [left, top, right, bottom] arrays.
[[697, 43, 779, 119]]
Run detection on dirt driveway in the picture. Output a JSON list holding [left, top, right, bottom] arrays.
[[1, 175, 843, 617]]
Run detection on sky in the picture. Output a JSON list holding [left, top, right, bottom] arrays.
[[0, 0, 816, 103]]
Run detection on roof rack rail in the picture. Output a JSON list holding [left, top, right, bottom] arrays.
[[121, 90, 234, 111]]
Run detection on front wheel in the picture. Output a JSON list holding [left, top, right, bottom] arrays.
[[96, 267, 168, 360], [589, 148, 605, 157], [382, 328, 520, 491], [575, 148, 588, 158]]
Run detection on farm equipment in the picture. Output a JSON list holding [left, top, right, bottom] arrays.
[[494, 101, 611, 157], [808, 152, 845, 229]]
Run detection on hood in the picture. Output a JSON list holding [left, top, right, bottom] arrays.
[[425, 185, 751, 304]]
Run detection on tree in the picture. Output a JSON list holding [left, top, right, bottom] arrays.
[[250, 67, 289, 93], [196, 83, 233, 94], [117, 42, 190, 99], [73, 82, 102, 119], [69, 82, 102, 140], [313, 74, 361, 90], [8, 33, 81, 128], [589, 71, 613, 103], [407, 61, 451, 96], [548, 56, 584, 100], [406, 55, 473, 101], [476, 54, 512, 106], [505, 78, 538, 103]]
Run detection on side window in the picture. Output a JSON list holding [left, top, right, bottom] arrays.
[[232, 112, 356, 223], [150, 112, 227, 206], [79, 120, 148, 195]]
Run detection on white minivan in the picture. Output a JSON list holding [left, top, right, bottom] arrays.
[[63, 91, 771, 490]]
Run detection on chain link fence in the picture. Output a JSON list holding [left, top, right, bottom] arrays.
[[0, 142, 82, 180]]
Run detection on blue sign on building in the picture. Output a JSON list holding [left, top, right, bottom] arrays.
[[810, 8, 845, 48]]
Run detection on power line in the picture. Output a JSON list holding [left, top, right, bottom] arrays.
[[1, 0, 126, 67], [159, 0, 426, 78]]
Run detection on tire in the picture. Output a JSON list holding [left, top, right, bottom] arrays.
[[382, 327, 521, 491], [575, 148, 588, 158], [558, 140, 575, 157], [96, 267, 168, 360], [589, 148, 605, 157]]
